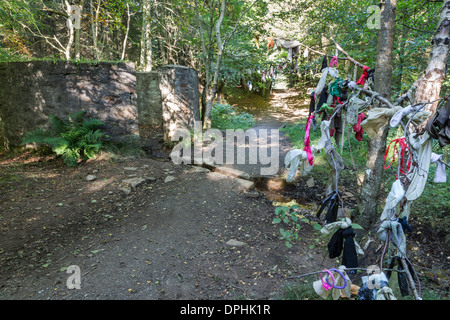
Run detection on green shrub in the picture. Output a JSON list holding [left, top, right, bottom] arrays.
[[21, 111, 108, 167], [211, 103, 256, 130]]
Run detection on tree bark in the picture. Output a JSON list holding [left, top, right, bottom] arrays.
[[415, 0, 450, 129], [140, 0, 152, 71], [357, 0, 397, 230], [74, 0, 85, 60], [203, 0, 226, 129], [121, 2, 131, 61]]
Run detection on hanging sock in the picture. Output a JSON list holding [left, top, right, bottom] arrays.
[[316, 192, 339, 224], [284, 149, 307, 183], [352, 112, 366, 141], [385, 256, 416, 297], [329, 56, 338, 68], [405, 132, 433, 201], [377, 220, 407, 258], [426, 99, 450, 147], [375, 286, 397, 300], [304, 114, 315, 166], [398, 216, 412, 233], [383, 137, 412, 177], [379, 179, 406, 221], [303, 47, 309, 58], [319, 103, 334, 115], [431, 152, 447, 183], [326, 226, 359, 272], [356, 66, 371, 86]]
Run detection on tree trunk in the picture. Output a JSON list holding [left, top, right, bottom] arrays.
[[357, 0, 397, 230], [140, 0, 152, 71], [203, 0, 226, 129], [74, 0, 85, 61], [415, 0, 450, 128], [121, 3, 131, 61]]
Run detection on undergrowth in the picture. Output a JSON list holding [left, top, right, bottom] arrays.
[[21, 111, 108, 167], [211, 103, 256, 131], [280, 120, 450, 245]]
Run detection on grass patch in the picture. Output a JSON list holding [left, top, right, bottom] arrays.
[[211, 103, 256, 131]]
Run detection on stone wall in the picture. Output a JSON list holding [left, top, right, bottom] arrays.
[[138, 65, 200, 143], [0, 61, 138, 148], [136, 71, 163, 140]]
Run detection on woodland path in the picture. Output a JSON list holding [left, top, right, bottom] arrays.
[[0, 85, 330, 301]]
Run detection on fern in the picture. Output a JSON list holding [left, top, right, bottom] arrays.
[[21, 112, 108, 167]]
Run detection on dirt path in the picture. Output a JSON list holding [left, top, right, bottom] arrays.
[[0, 88, 332, 300]]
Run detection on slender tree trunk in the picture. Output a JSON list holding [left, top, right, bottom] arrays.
[[121, 3, 131, 61], [203, 0, 226, 129], [415, 0, 450, 128], [140, 0, 152, 71], [64, 0, 74, 60], [74, 0, 85, 60], [357, 0, 397, 230]]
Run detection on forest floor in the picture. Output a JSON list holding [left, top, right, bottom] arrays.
[[0, 87, 448, 300]]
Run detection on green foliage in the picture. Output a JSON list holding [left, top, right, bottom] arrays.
[[211, 103, 256, 130], [272, 204, 303, 248], [21, 111, 108, 167]]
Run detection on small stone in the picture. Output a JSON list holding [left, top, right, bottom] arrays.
[[122, 177, 146, 188], [86, 175, 97, 181], [225, 239, 246, 247], [190, 166, 210, 173], [119, 188, 131, 195], [124, 167, 138, 171], [306, 177, 315, 188], [164, 176, 175, 183], [244, 191, 260, 198]]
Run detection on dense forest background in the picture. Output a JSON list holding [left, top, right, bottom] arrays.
[[0, 0, 446, 96]]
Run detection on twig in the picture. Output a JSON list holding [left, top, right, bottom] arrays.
[[285, 267, 406, 280]]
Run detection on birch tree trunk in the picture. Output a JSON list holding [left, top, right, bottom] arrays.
[[121, 3, 131, 61], [203, 0, 226, 129], [74, 0, 85, 60], [140, 0, 152, 72], [65, 0, 75, 60], [357, 0, 397, 229], [414, 0, 450, 128]]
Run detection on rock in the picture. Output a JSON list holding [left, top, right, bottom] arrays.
[[189, 166, 210, 173], [86, 175, 97, 181], [244, 191, 260, 198], [122, 177, 147, 188], [306, 177, 315, 188], [235, 178, 255, 191], [164, 176, 175, 183], [124, 167, 138, 171], [119, 188, 131, 195], [225, 239, 246, 247], [215, 166, 251, 180]]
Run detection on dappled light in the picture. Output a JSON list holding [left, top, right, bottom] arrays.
[[0, 0, 449, 305]]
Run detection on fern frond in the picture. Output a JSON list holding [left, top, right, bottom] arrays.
[[82, 118, 105, 131], [21, 129, 54, 145], [49, 115, 68, 135], [61, 149, 80, 167], [43, 137, 69, 155], [68, 111, 87, 125]]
